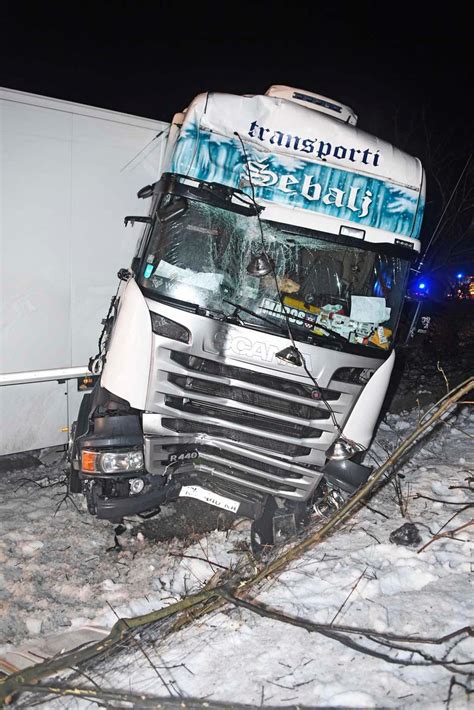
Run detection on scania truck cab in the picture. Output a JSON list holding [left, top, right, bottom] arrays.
[[69, 86, 425, 544]]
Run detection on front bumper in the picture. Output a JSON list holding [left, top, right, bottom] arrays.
[[78, 448, 372, 521], [79, 466, 268, 521]]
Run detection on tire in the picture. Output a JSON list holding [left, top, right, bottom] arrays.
[[250, 497, 278, 556]]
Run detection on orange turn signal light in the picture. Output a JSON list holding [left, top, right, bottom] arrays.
[[81, 450, 98, 473]]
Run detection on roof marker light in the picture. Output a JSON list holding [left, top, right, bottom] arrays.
[[339, 226, 365, 239]]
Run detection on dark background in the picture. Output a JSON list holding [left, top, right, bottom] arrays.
[[2, 1, 473, 274], [2, 3, 471, 134]]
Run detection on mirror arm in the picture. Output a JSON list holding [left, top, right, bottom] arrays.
[[124, 216, 154, 227]]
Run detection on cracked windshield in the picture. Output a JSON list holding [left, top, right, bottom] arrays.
[[140, 195, 410, 351]]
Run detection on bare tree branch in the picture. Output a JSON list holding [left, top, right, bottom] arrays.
[[1, 377, 473, 706]]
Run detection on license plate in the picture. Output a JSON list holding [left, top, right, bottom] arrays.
[[179, 485, 240, 513]]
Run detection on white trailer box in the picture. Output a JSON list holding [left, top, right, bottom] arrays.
[[0, 88, 168, 455]]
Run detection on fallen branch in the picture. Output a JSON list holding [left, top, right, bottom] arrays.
[[2, 377, 473, 706], [169, 552, 230, 571], [330, 566, 368, 625], [416, 502, 473, 554], [417, 519, 473, 553], [446, 676, 474, 708], [217, 588, 473, 651], [413, 494, 473, 506], [0, 587, 224, 706], [215, 590, 473, 675], [13, 684, 314, 709]]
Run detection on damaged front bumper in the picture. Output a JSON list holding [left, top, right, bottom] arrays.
[[72, 395, 372, 523], [76, 442, 372, 522]]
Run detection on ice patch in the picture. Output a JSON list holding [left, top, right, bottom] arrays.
[[431, 481, 453, 496], [102, 579, 118, 591]]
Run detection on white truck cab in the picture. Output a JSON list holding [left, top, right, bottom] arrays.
[[69, 86, 425, 545]]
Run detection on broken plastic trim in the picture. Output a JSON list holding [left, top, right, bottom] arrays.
[[323, 458, 373, 494]]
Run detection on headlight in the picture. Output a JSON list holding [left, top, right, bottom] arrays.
[[101, 450, 144, 473], [150, 312, 190, 343], [81, 449, 144, 474]]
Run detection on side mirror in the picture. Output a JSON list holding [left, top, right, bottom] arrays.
[[398, 299, 430, 347], [124, 216, 154, 227], [137, 184, 156, 199]]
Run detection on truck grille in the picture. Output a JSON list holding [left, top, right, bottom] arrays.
[[199, 445, 304, 480], [145, 340, 368, 502]]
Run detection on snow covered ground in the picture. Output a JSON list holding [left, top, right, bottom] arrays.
[[1, 398, 473, 707]]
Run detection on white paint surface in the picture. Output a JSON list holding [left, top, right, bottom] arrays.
[[101, 278, 152, 410], [0, 380, 68, 452], [342, 350, 396, 447], [0, 88, 168, 453]]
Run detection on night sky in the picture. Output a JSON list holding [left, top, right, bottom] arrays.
[[1, 3, 471, 132], [2, 2, 472, 270]]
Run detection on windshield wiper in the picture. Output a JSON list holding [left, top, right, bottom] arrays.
[[257, 303, 347, 348], [225, 299, 349, 348], [223, 299, 283, 329], [309, 321, 348, 346], [158, 173, 263, 217], [149, 292, 201, 314], [153, 293, 230, 322]]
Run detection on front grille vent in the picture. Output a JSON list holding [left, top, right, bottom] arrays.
[[161, 418, 311, 457], [170, 351, 340, 401], [204, 463, 297, 493], [168, 374, 330, 419], [165, 396, 322, 438]]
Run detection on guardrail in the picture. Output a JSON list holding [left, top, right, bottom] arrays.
[[0, 367, 90, 386]]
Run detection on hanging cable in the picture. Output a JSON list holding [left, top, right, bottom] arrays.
[[120, 129, 169, 173], [233, 132, 350, 439], [89, 281, 122, 375], [417, 153, 472, 271]]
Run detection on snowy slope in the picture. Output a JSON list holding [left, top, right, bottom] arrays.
[[1, 404, 473, 708]]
